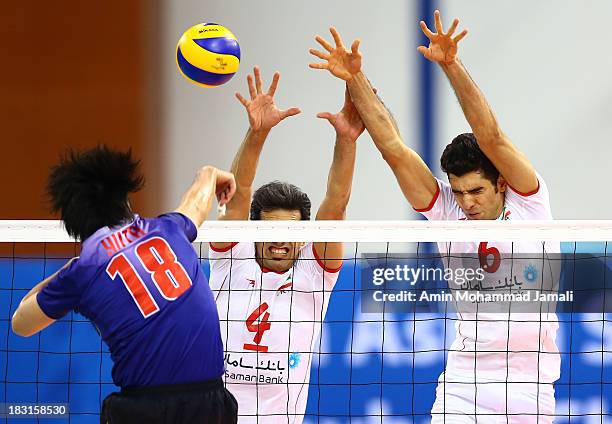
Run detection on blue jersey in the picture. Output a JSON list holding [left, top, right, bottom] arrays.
[[37, 213, 224, 388]]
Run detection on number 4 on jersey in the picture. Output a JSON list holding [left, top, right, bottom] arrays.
[[243, 303, 271, 352]]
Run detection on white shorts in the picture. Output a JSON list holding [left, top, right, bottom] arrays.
[[431, 380, 555, 423]]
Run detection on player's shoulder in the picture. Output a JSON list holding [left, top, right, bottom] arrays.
[[152, 211, 190, 228], [296, 242, 342, 277], [208, 241, 255, 260], [154, 212, 198, 241], [297, 242, 316, 261], [505, 172, 552, 219], [418, 178, 464, 221]]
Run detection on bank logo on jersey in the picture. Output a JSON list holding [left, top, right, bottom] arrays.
[[288, 352, 301, 369], [523, 264, 538, 283]]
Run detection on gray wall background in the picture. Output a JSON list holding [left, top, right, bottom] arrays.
[[161, 0, 612, 220]]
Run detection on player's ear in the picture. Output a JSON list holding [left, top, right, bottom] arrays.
[[497, 175, 507, 193]]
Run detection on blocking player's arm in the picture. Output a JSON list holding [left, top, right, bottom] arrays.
[[419, 10, 538, 194], [309, 28, 438, 211], [12, 258, 76, 337], [314, 86, 361, 269], [175, 166, 236, 228], [211, 67, 300, 250]]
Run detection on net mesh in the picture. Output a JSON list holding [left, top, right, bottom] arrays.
[[1, 221, 611, 423]]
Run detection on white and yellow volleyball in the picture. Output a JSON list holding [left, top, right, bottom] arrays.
[[176, 23, 240, 88]]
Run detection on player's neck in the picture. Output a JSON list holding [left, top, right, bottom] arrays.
[[493, 202, 505, 220]]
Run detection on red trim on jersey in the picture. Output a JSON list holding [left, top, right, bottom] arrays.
[[413, 184, 440, 213], [260, 266, 286, 274], [312, 244, 342, 273], [209, 242, 238, 252], [277, 282, 293, 291], [507, 180, 540, 197]]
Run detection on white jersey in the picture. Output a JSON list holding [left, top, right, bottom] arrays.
[[209, 242, 340, 424], [419, 173, 561, 386]]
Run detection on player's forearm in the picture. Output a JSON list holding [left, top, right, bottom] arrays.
[[230, 128, 268, 190], [347, 72, 403, 154], [318, 139, 356, 219], [441, 59, 503, 143], [223, 128, 268, 218], [177, 166, 217, 225]]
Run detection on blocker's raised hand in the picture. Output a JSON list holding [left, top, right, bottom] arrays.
[[417, 10, 468, 65], [309, 27, 362, 82], [235, 66, 301, 131], [317, 86, 376, 143]]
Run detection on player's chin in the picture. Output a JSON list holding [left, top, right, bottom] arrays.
[[263, 257, 295, 272], [465, 212, 485, 220]]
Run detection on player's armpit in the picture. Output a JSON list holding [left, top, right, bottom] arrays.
[[216, 188, 251, 221], [384, 144, 439, 211], [477, 135, 538, 195], [12, 295, 55, 337], [313, 242, 343, 273], [209, 242, 238, 252]]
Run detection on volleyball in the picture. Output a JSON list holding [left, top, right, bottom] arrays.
[[176, 23, 240, 88]]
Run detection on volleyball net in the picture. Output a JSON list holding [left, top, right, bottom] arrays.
[[1, 220, 611, 423]]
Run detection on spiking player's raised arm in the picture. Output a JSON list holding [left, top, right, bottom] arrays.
[[12, 146, 239, 423]]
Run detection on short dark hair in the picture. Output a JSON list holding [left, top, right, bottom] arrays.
[[47, 145, 144, 241], [440, 133, 500, 185], [250, 181, 311, 221]]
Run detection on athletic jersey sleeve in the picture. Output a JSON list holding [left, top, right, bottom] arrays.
[[36, 258, 87, 320], [297, 242, 340, 292], [158, 212, 198, 242], [416, 178, 463, 221], [505, 172, 553, 219], [208, 241, 254, 277]]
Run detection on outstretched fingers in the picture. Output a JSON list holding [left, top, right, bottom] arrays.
[[267, 72, 280, 97], [316, 111, 334, 121], [253, 66, 263, 94], [330, 26, 345, 48], [309, 48, 329, 61], [280, 107, 301, 120], [235, 92, 249, 107], [434, 10, 444, 34], [416, 46, 430, 56], [309, 62, 328, 71], [453, 29, 468, 43], [446, 18, 459, 36], [351, 39, 361, 55], [247, 74, 256, 100], [419, 20, 435, 40], [315, 35, 334, 52]]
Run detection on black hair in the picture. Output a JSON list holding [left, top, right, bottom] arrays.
[[47, 145, 144, 241], [440, 133, 500, 185], [250, 181, 311, 221]]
